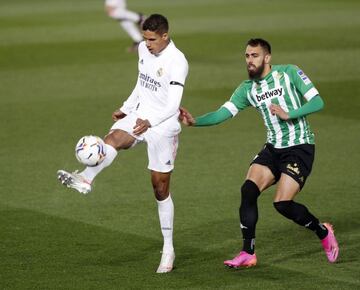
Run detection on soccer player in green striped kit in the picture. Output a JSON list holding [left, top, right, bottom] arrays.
[[180, 38, 339, 267]]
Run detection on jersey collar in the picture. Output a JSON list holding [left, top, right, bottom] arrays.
[[154, 40, 173, 57]]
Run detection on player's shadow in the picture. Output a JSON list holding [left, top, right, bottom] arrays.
[[175, 211, 359, 267]]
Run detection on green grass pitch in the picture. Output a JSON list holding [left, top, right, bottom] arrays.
[[1, 0, 360, 288]]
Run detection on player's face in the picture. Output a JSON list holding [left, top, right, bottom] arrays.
[[143, 30, 169, 55], [245, 45, 271, 80]]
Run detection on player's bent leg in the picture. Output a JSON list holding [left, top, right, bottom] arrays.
[[78, 143, 118, 184], [273, 174, 323, 231], [77, 130, 134, 184], [57, 129, 134, 194], [273, 174, 338, 263], [104, 129, 136, 150], [246, 163, 276, 192], [57, 143, 117, 194], [273, 174, 322, 229], [273, 173, 300, 202], [273, 199, 322, 228]]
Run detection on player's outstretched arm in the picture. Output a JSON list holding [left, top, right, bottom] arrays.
[[180, 106, 233, 127]]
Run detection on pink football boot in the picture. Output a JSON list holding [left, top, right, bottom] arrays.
[[321, 223, 339, 263], [224, 251, 257, 268]]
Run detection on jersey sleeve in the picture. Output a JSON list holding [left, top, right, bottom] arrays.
[[194, 106, 233, 126], [222, 82, 251, 116], [147, 57, 189, 127], [169, 56, 189, 86], [287, 65, 319, 101], [119, 79, 139, 115], [119, 44, 146, 114], [288, 95, 324, 119]]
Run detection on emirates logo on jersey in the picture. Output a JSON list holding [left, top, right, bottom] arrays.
[[139, 72, 161, 91], [156, 68, 164, 77]]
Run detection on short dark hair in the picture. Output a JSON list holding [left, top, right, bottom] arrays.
[[142, 14, 169, 35], [247, 38, 271, 54]]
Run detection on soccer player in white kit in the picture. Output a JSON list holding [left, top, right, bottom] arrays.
[[57, 14, 189, 273], [105, 0, 145, 52]]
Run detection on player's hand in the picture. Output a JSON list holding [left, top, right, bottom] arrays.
[[133, 118, 151, 135], [112, 110, 126, 121], [269, 104, 289, 121], [179, 107, 195, 126]]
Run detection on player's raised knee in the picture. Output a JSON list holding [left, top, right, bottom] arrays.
[[241, 180, 260, 203]]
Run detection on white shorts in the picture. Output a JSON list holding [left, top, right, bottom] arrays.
[[105, 0, 125, 9], [110, 113, 179, 173]]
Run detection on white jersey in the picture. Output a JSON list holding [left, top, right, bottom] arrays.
[[120, 40, 189, 136]]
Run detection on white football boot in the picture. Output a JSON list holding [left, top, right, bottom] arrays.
[[57, 170, 91, 194], [156, 251, 175, 273]]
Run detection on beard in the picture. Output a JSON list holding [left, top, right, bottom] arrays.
[[247, 61, 265, 80]]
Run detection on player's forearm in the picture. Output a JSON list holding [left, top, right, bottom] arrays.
[[288, 95, 324, 119], [194, 107, 233, 126]]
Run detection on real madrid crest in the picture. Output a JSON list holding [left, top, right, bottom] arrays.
[[156, 68, 164, 77]]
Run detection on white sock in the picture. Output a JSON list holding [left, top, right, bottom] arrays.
[[120, 20, 143, 43], [157, 194, 174, 254], [80, 144, 117, 182]]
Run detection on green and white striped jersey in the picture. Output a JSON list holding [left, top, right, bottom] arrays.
[[223, 64, 319, 148]]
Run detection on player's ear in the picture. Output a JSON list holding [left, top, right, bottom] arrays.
[[162, 32, 169, 41], [265, 53, 271, 64]]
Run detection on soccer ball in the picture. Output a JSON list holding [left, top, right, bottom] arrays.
[[75, 135, 106, 166]]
